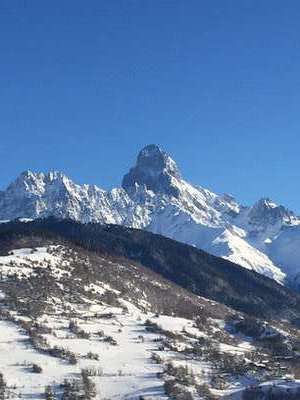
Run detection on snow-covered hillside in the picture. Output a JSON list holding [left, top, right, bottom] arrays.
[[1, 240, 300, 399], [0, 144, 299, 284]]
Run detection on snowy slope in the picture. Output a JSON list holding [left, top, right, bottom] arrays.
[[1, 240, 300, 399], [0, 144, 299, 284]]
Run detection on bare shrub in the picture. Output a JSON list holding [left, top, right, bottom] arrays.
[[32, 363, 43, 373], [0, 373, 6, 400], [86, 351, 99, 361], [69, 320, 90, 339], [44, 385, 55, 400], [164, 378, 193, 400], [164, 362, 196, 386]]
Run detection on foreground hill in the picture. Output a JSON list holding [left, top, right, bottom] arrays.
[[0, 219, 300, 399], [1, 218, 299, 322], [1, 145, 300, 286]]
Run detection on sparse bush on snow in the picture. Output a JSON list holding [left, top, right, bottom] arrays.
[[0, 373, 6, 400], [32, 363, 43, 373], [44, 385, 55, 400]]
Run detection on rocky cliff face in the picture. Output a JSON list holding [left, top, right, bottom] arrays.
[[0, 144, 300, 285], [122, 144, 181, 197]]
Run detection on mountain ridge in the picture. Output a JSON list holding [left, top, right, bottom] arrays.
[[0, 217, 299, 322], [0, 144, 299, 285]]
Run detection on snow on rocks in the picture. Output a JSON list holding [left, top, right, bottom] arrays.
[[0, 246, 71, 280], [2, 144, 300, 283]]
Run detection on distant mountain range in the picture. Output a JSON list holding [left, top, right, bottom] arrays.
[[1, 144, 300, 286]]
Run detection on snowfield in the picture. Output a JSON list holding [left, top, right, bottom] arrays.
[[0, 246, 71, 280], [0, 320, 76, 398], [0, 312, 167, 399]]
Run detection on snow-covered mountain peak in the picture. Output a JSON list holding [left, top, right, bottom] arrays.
[[122, 144, 182, 197], [137, 144, 181, 178], [7, 170, 46, 196], [45, 170, 70, 182], [247, 197, 298, 228], [212, 193, 241, 217], [1, 145, 300, 285], [12, 169, 69, 185], [6, 170, 77, 198]]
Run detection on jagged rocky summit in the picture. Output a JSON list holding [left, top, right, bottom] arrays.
[[1, 143, 300, 285]]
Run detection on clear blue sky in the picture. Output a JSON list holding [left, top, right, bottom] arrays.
[[1, 1, 300, 210]]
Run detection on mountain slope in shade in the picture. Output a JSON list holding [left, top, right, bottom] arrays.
[[0, 218, 300, 321], [0, 144, 299, 284]]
